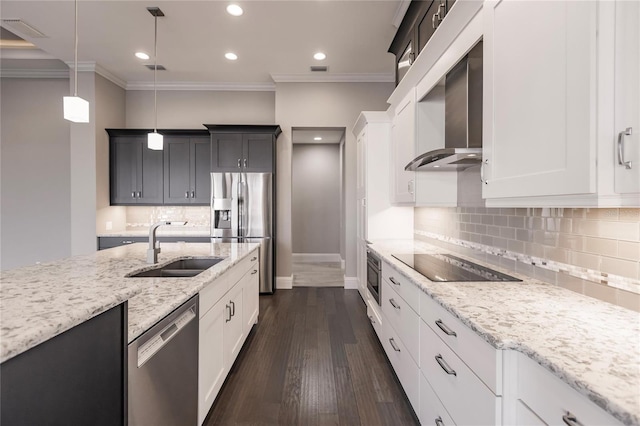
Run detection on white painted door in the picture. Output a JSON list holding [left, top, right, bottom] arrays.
[[198, 299, 226, 425], [391, 89, 416, 204], [614, 0, 640, 194], [483, 0, 597, 199]]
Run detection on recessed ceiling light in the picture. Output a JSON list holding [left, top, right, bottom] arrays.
[[225, 52, 238, 61], [314, 137, 322, 141], [433, 165, 440, 168], [467, 153, 477, 157], [313, 52, 326, 61], [226, 4, 243, 16], [135, 52, 150, 60]]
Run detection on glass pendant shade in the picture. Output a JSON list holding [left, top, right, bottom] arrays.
[[148, 131, 163, 150], [63, 96, 89, 123]]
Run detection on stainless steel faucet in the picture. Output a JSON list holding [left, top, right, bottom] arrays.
[[147, 221, 188, 263]]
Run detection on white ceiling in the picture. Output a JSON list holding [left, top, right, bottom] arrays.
[[0, 1, 405, 88], [292, 127, 345, 144]]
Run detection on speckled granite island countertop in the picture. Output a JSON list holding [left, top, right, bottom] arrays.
[[368, 240, 640, 426], [0, 242, 258, 363]]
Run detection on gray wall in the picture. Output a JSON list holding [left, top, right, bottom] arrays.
[[125, 90, 275, 127], [0, 78, 71, 269], [274, 82, 394, 279], [292, 144, 341, 254]]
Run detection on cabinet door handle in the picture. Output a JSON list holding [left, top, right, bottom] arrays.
[[435, 354, 456, 376], [185, 191, 190, 198], [562, 412, 583, 426], [251, 269, 257, 275], [389, 298, 401, 310], [432, 11, 440, 29], [237, 159, 241, 168], [368, 315, 375, 324], [618, 127, 633, 169], [230, 300, 235, 317], [435, 319, 457, 337], [435, 417, 445, 426], [389, 338, 401, 352], [481, 158, 489, 184], [122, 240, 134, 244], [243, 158, 247, 168], [132, 192, 136, 198], [191, 191, 195, 198], [225, 304, 232, 322], [389, 276, 400, 286], [251, 256, 257, 261]]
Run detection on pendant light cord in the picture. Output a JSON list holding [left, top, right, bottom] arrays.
[[153, 15, 158, 132], [73, 0, 78, 96]]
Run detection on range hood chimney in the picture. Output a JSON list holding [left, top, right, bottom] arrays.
[[406, 41, 483, 171]]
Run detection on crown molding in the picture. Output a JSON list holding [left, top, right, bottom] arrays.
[[64, 61, 127, 89], [0, 68, 69, 78], [126, 81, 276, 91], [270, 73, 395, 83], [392, 0, 411, 28]]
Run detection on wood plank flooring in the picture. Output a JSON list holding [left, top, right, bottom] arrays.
[[203, 288, 419, 426], [293, 262, 344, 287]]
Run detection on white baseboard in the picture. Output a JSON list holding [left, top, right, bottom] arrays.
[[292, 253, 342, 263], [276, 275, 293, 290], [344, 276, 359, 290]]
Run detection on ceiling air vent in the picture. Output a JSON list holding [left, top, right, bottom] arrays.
[[1, 19, 47, 38], [145, 64, 166, 71], [310, 66, 328, 72]]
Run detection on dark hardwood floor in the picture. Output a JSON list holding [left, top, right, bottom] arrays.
[[204, 288, 419, 426]]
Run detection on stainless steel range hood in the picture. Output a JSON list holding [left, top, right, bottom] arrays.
[[406, 42, 483, 171]]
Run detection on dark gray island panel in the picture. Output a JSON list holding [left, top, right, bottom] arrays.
[[1, 303, 127, 426]]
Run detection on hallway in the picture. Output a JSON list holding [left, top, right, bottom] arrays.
[[204, 287, 419, 426]]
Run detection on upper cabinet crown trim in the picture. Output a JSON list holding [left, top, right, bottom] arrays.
[[204, 125, 282, 137]]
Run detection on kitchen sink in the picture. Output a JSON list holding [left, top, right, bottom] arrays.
[[127, 257, 225, 278]]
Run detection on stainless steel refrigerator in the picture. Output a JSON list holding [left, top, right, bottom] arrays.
[[211, 172, 274, 293]]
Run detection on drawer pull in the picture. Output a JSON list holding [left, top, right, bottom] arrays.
[[122, 240, 134, 244], [389, 276, 400, 286], [389, 298, 401, 310], [225, 304, 232, 322], [435, 319, 457, 337], [389, 338, 401, 352], [230, 300, 235, 316], [435, 417, 445, 426], [562, 412, 583, 426], [368, 315, 375, 324], [251, 256, 257, 261], [251, 269, 258, 275], [435, 354, 456, 376]]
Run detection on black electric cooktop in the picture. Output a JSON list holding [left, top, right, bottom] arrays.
[[392, 253, 521, 282]]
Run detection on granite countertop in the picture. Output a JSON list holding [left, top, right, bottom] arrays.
[[0, 242, 259, 363], [368, 240, 640, 426]]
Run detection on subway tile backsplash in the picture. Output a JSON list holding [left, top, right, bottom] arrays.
[[414, 207, 640, 311], [126, 206, 210, 229]]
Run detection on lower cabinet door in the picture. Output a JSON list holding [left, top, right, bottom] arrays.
[[242, 261, 259, 335], [420, 373, 457, 426], [224, 282, 245, 369], [198, 299, 226, 425]]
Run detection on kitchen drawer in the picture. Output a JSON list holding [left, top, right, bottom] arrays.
[[420, 320, 500, 426], [381, 312, 420, 413], [381, 279, 420, 364], [381, 260, 421, 313], [420, 291, 501, 394], [366, 298, 383, 339], [515, 400, 545, 425], [200, 250, 258, 318], [420, 373, 457, 426], [517, 354, 622, 426]]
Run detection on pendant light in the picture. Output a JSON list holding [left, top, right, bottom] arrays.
[[63, 0, 89, 123], [147, 7, 164, 150]]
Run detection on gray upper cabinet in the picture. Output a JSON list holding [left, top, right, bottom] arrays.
[[207, 125, 281, 173], [164, 136, 211, 205], [109, 134, 163, 205]]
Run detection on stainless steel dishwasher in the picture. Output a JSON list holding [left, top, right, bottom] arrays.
[[128, 295, 198, 426]]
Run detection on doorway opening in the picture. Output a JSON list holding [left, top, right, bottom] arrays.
[[291, 127, 346, 287]]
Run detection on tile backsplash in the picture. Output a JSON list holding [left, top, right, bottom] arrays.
[[414, 207, 640, 311], [126, 206, 210, 229]]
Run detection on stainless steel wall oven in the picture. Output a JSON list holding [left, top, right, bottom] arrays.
[[366, 250, 381, 305]]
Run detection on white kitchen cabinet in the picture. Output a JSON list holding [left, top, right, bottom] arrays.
[[198, 249, 259, 425], [515, 354, 622, 426], [391, 89, 417, 205], [420, 373, 457, 426], [381, 278, 420, 365], [353, 112, 413, 300], [614, 0, 640, 194], [482, 0, 639, 206]]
